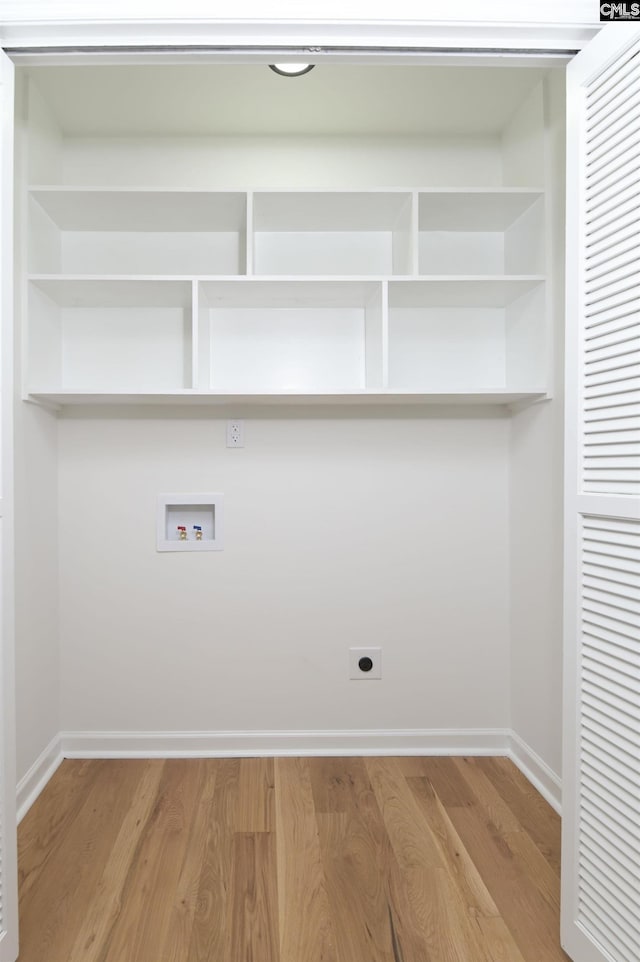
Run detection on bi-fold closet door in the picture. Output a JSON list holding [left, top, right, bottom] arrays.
[[562, 23, 640, 962]]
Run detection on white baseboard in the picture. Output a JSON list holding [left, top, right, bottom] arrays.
[[16, 734, 64, 823], [18, 728, 561, 819], [508, 731, 562, 815], [61, 727, 510, 758]]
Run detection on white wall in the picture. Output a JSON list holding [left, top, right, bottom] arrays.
[[13, 75, 61, 785], [508, 70, 565, 779], [61, 135, 502, 189], [58, 411, 511, 735], [13, 404, 59, 781]]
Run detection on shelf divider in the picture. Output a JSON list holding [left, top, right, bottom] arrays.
[[245, 189, 254, 277]]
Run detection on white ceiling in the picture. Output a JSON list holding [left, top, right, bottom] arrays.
[[27, 64, 546, 137]]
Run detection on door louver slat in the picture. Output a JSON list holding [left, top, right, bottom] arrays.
[[586, 354, 640, 379], [582, 685, 640, 730], [586, 43, 640, 104], [585, 200, 640, 242], [585, 316, 639, 342], [588, 92, 640, 144], [579, 867, 638, 941], [587, 246, 640, 283], [581, 807, 640, 876], [579, 879, 639, 950], [582, 754, 640, 803], [586, 150, 640, 196], [583, 686, 640, 729], [588, 120, 640, 171], [584, 728, 634, 790], [583, 697, 633, 752], [586, 270, 640, 303], [581, 848, 639, 911], [585, 285, 640, 318], [578, 894, 639, 962], [587, 234, 640, 272], [583, 596, 640, 629], [582, 808, 640, 874], [587, 213, 640, 256], [583, 587, 640, 617]]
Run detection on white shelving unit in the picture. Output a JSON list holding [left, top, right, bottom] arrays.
[[24, 188, 548, 406]]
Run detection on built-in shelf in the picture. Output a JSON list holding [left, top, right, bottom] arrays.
[[24, 187, 548, 407], [29, 390, 547, 407], [28, 275, 193, 306], [388, 276, 544, 307]]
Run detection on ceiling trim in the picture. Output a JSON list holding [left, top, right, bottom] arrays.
[[0, 15, 600, 57], [6, 47, 577, 69], [0, 0, 601, 22]]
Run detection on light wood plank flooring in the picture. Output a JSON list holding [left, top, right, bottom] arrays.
[[17, 756, 570, 962]]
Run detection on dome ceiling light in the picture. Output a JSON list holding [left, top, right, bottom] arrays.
[[269, 63, 315, 77]]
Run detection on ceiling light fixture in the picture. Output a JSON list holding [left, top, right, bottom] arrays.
[[269, 63, 315, 77]]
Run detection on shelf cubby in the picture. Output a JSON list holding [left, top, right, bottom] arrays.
[[27, 276, 194, 394], [28, 188, 247, 276], [252, 192, 413, 276], [199, 278, 384, 393], [387, 278, 546, 393], [418, 189, 544, 275]]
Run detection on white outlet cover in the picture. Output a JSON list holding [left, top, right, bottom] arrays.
[[226, 419, 244, 448], [349, 647, 382, 680]]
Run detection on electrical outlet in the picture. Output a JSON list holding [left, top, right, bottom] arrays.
[[226, 419, 244, 448], [349, 647, 382, 680]]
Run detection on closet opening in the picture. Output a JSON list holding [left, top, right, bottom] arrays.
[[11, 49, 569, 962]]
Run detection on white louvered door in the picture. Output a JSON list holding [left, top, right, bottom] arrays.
[[0, 48, 17, 962], [563, 24, 640, 962]]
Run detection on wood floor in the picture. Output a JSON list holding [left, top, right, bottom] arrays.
[[18, 756, 570, 962]]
